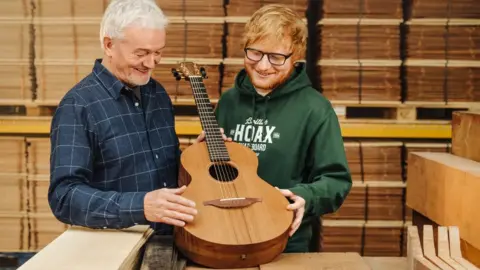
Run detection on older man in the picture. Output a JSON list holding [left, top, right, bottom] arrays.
[[48, 0, 203, 234]]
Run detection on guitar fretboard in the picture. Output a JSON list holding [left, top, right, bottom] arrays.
[[189, 76, 230, 162]]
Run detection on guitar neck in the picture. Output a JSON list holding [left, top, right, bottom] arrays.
[[189, 76, 230, 162]]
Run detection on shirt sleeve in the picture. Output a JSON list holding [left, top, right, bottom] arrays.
[[48, 96, 148, 229]]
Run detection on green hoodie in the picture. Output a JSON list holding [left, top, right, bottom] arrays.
[[214, 62, 352, 252]]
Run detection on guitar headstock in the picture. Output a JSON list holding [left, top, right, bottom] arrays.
[[171, 61, 208, 81]]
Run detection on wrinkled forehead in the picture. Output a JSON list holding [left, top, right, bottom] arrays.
[[118, 25, 166, 51]]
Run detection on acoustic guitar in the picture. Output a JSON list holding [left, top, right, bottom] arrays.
[[171, 62, 293, 269]]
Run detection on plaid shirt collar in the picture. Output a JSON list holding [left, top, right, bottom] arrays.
[[91, 58, 154, 100]]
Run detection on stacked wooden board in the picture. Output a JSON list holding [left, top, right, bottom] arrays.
[[316, 0, 403, 103], [321, 141, 451, 257], [405, 0, 480, 104], [406, 111, 480, 267], [0, 137, 69, 252]]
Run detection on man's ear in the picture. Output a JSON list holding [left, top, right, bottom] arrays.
[[103, 37, 114, 57]]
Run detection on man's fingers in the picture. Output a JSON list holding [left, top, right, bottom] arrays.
[[160, 216, 186, 227], [165, 192, 196, 208], [287, 196, 304, 210], [164, 209, 195, 223], [166, 201, 198, 216], [165, 185, 187, 195], [277, 188, 294, 197]]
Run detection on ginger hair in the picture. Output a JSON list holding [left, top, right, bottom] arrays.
[[243, 4, 307, 60]]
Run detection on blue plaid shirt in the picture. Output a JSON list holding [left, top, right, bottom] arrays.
[[49, 59, 180, 234]]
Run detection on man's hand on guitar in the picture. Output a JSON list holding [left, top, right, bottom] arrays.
[[143, 185, 198, 227], [195, 128, 232, 143], [276, 188, 305, 237]]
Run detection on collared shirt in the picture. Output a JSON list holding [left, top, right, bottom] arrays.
[[49, 59, 180, 234]]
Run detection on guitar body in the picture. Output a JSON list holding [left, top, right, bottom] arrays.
[[175, 141, 294, 269]]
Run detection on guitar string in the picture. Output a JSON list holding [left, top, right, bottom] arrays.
[[190, 75, 233, 199], [191, 75, 235, 199], [192, 74, 238, 198]]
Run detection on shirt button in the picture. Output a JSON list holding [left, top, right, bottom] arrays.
[[135, 102, 139, 107], [155, 154, 159, 159]]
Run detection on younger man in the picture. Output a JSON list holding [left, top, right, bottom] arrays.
[[214, 4, 352, 252]]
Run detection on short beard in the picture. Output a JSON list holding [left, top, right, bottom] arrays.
[[246, 65, 294, 92]]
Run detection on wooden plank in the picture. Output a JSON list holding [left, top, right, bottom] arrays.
[[406, 152, 480, 253], [437, 226, 467, 269], [449, 226, 479, 270], [407, 226, 440, 270], [17, 226, 153, 270], [423, 225, 454, 270], [452, 111, 480, 163], [259, 253, 370, 270]]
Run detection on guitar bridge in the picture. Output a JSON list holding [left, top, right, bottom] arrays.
[[203, 197, 262, 208]]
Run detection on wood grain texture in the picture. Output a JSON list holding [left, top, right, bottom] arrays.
[[259, 253, 371, 270], [452, 111, 480, 163], [437, 226, 466, 269], [17, 226, 153, 270], [175, 141, 293, 269], [407, 225, 440, 270], [423, 225, 454, 270], [406, 152, 480, 253]]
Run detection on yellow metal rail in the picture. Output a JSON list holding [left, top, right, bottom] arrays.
[[0, 116, 452, 138]]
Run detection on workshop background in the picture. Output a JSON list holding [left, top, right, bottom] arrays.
[[0, 0, 479, 268]]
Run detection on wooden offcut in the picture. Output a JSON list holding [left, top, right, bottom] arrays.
[[406, 152, 480, 254], [452, 111, 480, 163], [18, 225, 154, 270]]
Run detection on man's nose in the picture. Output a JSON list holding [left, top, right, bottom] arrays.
[[256, 55, 271, 70], [144, 54, 156, 69]]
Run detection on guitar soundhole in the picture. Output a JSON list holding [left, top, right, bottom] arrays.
[[209, 163, 238, 182]]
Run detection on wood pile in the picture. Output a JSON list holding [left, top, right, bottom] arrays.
[[406, 23, 480, 60], [321, 221, 406, 257], [364, 222, 404, 256], [225, 21, 247, 59], [344, 142, 402, 182], [226, 0, 308, 16], [221, 60, 245, 93], [27, 0, 225, 18], [318, 22, 400, 60], [405, 62, 480, 102], [155, 0, 225, 17], [406, 0, 480, 19], [318, 61, 401, 102], [320, 0, 403, 19], [324, 183, 405, 221], [162, 18, 224, 59]]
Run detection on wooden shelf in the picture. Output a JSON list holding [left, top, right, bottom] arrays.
[[0, 116, 452, 138]]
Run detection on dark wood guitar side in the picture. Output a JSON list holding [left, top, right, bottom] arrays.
[[171, 63, 293, 269]]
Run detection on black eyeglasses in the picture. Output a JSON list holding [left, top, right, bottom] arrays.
[[244, 47, 293, 66]]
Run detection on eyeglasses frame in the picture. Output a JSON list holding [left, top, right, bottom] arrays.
[[243, 47, 294, 66]]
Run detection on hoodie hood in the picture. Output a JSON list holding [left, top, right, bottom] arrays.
[[232, 62, 312, 121], [234, 62, 312, 100]]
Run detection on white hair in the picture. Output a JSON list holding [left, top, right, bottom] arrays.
[[99, 0, 169, 49]]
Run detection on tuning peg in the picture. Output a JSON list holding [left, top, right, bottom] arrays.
[[171, 68, 182, 81], [200, 67, 208, 79]]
